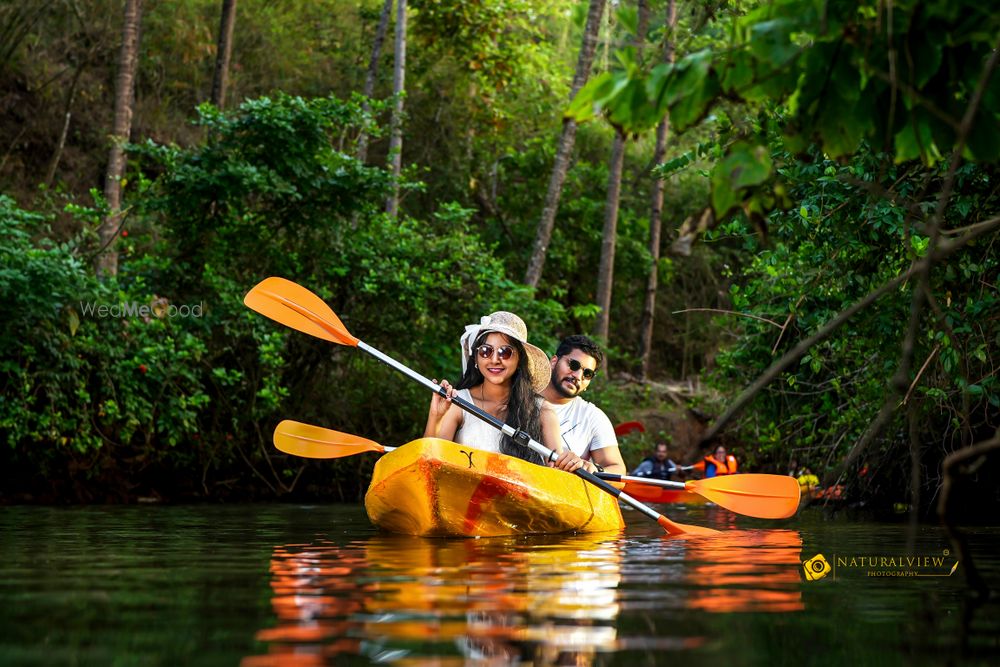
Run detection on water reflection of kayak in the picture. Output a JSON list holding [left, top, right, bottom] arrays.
[[362, 534, 624, 663], [364, 438, 625, 537], [244, 534, 625, 666]]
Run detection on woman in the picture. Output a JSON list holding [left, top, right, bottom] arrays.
[[424, 311, 564, 465], [693, 445, 738, 478]]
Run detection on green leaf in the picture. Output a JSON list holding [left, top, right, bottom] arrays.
[[748, 18, 799, 67], [66, 307, 80, 337], [911, 41, 943, 88], [710, 142, 773, 218], [895, 117, 943, 165], [964, 110, 1000, 162], [565, 72, 618, 123], [721, 50, 755, 94], [666, 51, 720, 131]]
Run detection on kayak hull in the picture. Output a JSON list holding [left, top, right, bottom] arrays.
[[364, 438, 625, 538]]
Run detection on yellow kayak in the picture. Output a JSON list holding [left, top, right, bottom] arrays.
[[364, 438, 625, 537]]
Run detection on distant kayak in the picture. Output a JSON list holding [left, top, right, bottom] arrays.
[[364, 438, 625, 537], [620, 482, 709, 505]]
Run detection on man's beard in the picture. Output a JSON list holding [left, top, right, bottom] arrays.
[[551, 369, 580, 398]]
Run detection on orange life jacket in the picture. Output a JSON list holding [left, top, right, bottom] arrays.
[[695, 454, 738, 477]]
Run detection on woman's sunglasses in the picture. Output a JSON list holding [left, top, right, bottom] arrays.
[[566, 358, 597, 380], [477, 344, 516, 361]]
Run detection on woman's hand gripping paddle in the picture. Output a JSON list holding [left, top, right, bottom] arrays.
[[245, 277, 717, 537]]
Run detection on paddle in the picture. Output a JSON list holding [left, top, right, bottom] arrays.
[[245, 277, 717, 536], [273, 420, 799, 519], [594, 472, 799, 519]]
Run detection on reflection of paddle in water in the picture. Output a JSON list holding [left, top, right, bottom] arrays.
[[684, 529, 804, 613], [242, 534, 627, 666], [242, 542, 366, 667]]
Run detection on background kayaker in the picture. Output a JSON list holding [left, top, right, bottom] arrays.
[[692, 445, 738, 478], [424, 311, 565, 465], [797, 466, 821, 497], [631, 442, 677, 480], [543, 335, 627, 475]]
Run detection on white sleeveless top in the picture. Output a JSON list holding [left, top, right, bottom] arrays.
[[453, 389, 503, 452]]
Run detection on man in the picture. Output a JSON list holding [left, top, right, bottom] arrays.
[[631, 442, 676, 480], [544, 335, 626, 475]]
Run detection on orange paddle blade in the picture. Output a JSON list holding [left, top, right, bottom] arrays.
[[244, 277, 359, 346], [657, 515, 720, 536], [686, 474, 801, 519], [273, 420, 384, 459]]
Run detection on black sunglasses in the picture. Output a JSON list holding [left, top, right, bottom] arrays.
[[477, 343, 515, 361], [566, 358, 597, 380]]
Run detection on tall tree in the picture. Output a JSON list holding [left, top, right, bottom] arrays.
[[385, 0, 406, 217], [44, 67, 83, 188], [95, 0, 143, 277], [523, 0, 607, 288], [592, 130, 625, 341], [593, 0, 648, 342], [357, 0, 393, 164], [210, 0, 237, 109], [638, 0, 677, 380]]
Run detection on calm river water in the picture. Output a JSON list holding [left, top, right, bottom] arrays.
[[1, 504, 998, 666]]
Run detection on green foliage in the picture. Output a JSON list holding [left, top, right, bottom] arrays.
[[410, 0, 548, 94], [4, 0, 996, 512], [2, 92, 561, 501], [708, 149, 1000, 493], [568, 0, 1000, 221], [0, 195, 215, 495]]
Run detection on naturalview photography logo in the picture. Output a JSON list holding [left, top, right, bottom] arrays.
[[802, 550, 959, 581]]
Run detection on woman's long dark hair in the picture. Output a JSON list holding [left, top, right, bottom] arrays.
[[455, 332, 544, 464]]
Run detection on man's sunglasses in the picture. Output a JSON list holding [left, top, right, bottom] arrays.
[[477, 344, 516, 360], [566, 358, 597, 380]]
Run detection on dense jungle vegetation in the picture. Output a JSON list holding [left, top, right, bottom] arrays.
[[1, 0, 997, 518]]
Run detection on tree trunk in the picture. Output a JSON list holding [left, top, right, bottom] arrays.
[[357, 0, 393, 164], [385, 0, 406, 218], [210, 0, 237, 109], [638, 0, 677, 380], [96, 0, 143, 278], [523, 0, 607, 288], [44, 66, 82, 188], [592, 131, 626, 341], [593, 0, 649, 342]]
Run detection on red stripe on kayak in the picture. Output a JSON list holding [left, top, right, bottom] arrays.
[[462, 459, 531, 535]]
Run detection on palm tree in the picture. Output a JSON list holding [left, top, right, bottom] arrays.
[[385, 0, 406, 217], [523, 0, 607, 288], [358, 0, 393, 164], [639, 0, 677, 379], [96, 0, 143, 277], [210, 0, 238, 109]]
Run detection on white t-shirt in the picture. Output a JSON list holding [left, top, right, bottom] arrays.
[[551, 396, 617, 460]]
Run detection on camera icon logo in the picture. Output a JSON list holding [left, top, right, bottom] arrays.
[[802, 553, 831, 581]]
